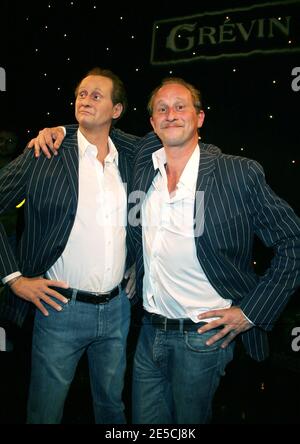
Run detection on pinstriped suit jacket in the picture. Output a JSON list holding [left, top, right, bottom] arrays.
[[131, 132, 300, 361], [0, 128, 138, 326]]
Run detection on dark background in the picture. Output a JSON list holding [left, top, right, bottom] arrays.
[[0, 0, 299, 424]]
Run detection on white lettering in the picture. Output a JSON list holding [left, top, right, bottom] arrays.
[[0, 67, 6, 92], [291, 67, 300, 92], [166, 23, 196, 52], [291, 327, 300, 352]]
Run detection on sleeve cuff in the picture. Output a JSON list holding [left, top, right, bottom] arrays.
[[2, 271, 22, 285], [242, 310, 255, 326]]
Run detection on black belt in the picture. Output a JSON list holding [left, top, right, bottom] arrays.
[[51, 278, 128, 305], [144, 311, 210, 331]]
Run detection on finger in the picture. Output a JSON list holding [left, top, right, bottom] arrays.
[[45, 288, 69, 304], [204, 329, 228, 346], [127, 290, 135, 300], [47, 280, 69, 289], [39, 137, 53, 158], [27, 139, 34, 149], [221, 330, 237, 349], [197, 320, 224, 334], [34, 299, 49, 316], [198, 310, 225, 320], [125, 279, 134, 294], [34, 138, 50, 159], [39, 294, 64, 312], [127, 282, 135, 298], [43, 131, 55, 151], [53, 132, 64, 151]]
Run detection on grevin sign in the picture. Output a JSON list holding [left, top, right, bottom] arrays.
[[151, 1, 300, 65]]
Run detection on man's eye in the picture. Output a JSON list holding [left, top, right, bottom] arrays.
[[93, 94, 101, 100]]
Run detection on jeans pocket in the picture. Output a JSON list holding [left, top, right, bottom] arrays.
[[184, 330, 221, 353]]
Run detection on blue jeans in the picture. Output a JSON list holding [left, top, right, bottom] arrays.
[[27, 288, 130, 424], [132, 317, 234, 424]]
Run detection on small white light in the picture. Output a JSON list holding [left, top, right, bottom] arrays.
[[169, 71, 173, 74], [292, 160, 296, 164], [272, 80, 276, 84], [131, 35, 135, 39], [135, 68, 139, 72], [240, 147, 244, 151], [156, 25, 159, 29], [288, 40, 292, 44], [233, 68, 236, 72], [269, 115, 273, 119]]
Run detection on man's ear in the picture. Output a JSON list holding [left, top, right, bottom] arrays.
[[150, 116, 156, 132], [197, 110, 205, 129], [113, 103, 123, 120]]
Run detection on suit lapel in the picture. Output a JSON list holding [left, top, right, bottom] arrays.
[[138, 159, 157, 194], [60, 133, 79, 211], [194, 148, 216, 240]]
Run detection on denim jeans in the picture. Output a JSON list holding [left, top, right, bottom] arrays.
[[27, 288, 130, 424], [132, 317, 234, 424]]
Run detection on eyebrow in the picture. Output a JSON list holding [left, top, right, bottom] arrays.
[[78, 87, 103, 92]]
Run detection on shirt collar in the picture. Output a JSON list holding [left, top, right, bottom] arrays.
[[152, 145, 200, 192], [77, 129, 119, 165]]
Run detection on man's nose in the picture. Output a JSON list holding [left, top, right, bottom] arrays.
[[166, 108, 177, 120]]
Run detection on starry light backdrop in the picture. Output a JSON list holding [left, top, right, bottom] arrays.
[[0, 0, 299, 275]]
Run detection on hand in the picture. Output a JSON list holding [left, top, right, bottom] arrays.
[[27, 127, 65, 159], [124, 264, 136, 299], [197, 306, 253, 348], [9, 276, 69, 316]]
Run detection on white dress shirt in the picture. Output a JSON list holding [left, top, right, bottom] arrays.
[[142, 145, 231, 322], [46, 129, 127, 292]]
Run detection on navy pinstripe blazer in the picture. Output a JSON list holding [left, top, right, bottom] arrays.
[[131, 132, 300, 361], [0, 128, 138, 326]]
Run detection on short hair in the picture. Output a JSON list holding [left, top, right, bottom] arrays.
[[75, 67, 127, 123], [147, 77, 203, 116]]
